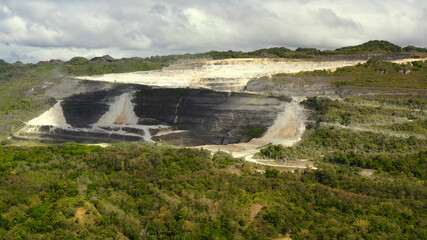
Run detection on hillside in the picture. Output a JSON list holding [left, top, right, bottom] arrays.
[[0, 40, 426, 239], [0, 142, 425, 239]]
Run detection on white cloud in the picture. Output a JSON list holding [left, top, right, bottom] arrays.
[[0, 0, 425, 63]]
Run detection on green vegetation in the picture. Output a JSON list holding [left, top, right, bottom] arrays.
[[376, 119, 427, 135], [252, 96, 426, 239], [242, 125, 268, 141], [0, 62, 63, 141], [257, 96, 426, 179], [145, 40, 427, 60], [333, 40, 403, 54], [63, 56, 160, 76], [282, 58, 427, 89], [0, 143, 426, 239], [200, 40, 426, 59], [0, 57, 166, 141], [332, 58, 427, 89], [303, 96, 426, 126]]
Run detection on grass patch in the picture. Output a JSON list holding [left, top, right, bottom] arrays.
[[281, 58, 427, 89]]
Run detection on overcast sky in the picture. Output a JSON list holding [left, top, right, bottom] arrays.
[[0, 0, 426, 63]]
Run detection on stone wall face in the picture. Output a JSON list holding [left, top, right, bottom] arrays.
[[76, 58, 367, 91], [133, 89, 284, 145], [18, 86, 286, 145]]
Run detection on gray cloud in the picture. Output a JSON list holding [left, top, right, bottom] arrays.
[[315, 8, 359, 28], [0, 0, 426, 63]]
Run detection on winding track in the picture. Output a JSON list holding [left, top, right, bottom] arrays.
[[198, 100, 316, 169]]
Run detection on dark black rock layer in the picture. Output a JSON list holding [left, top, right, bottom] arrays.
[[26, 84, 287, 145], [61, 85, 137, 128], [133, 88, 284, 145], [18, 126, 143, 143], [22, 78, 425, 145]]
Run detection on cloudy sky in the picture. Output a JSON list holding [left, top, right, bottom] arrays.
[[0, 0, 426, 63]]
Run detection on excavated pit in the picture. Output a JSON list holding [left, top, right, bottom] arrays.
[[17, 57, 424, 164], [17, 86, 287, 145], [76, 58, 367, 92]]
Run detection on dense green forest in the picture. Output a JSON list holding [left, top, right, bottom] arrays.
[[0, 142, 426, 239], [168, 40, 427, 60]]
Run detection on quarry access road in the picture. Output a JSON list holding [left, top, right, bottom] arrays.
[[198, 100, 316, 170]]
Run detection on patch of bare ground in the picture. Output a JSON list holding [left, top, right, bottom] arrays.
[[321, 122, 426, 139], [360, 169, 376, 177], [110, 232, 129, 240], [73, 207, 87, 224], [74, 201, 129, 239], [72, 201, 101, 225], [104, 233, 128, 240], [226, 165, 242, 175], [249, 203, 263, 222], [274, 233, 293, 240]]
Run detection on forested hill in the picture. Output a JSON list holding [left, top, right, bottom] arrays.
[[191, 40, 427, 60], [2, 40, 427, 68], [0, 141, 425, 239]]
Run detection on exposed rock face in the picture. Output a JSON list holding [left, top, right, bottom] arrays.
[[133, 89, 284, 145], [76, 57, 424, 92], [375, 69, 388, 74], [18, 85, 286, 145], [19, 57, 424, 145], [76, 58, 367, 91], [45, 79, 114, 99], [19, 125, 144, 142], [201, 100, 308, 160], [244, 73, 426, 99], [245, 76, 341, 98], [61, 90, 122, 128], [27, 101, 70, 128], [397, 69, 411, 74]]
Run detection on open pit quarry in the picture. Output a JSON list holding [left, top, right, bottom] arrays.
[[75, 58, 423, 92], [76, 58, 366, 92], [16, 57, 423, 167]]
